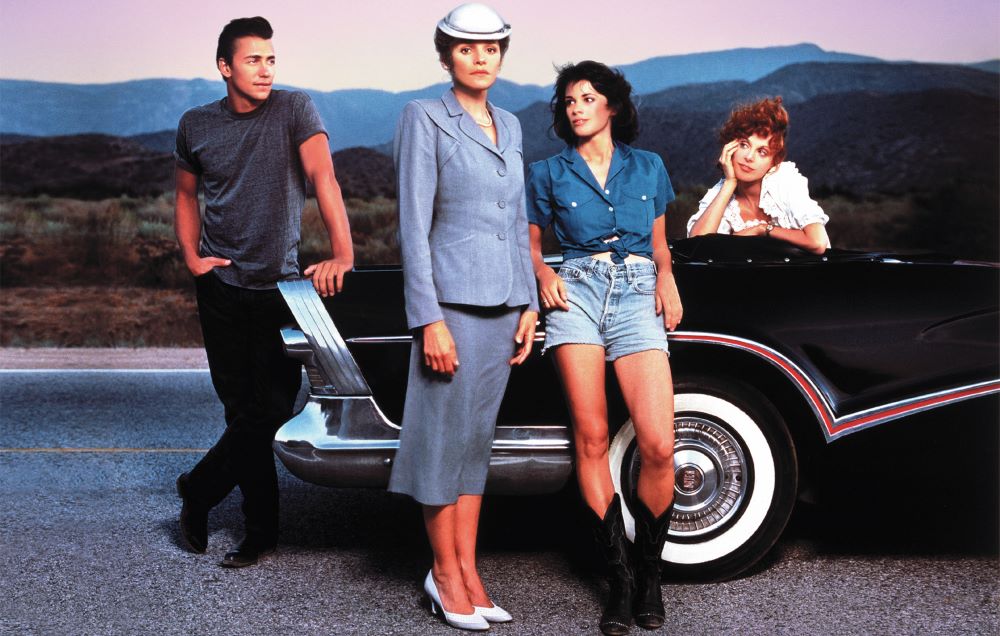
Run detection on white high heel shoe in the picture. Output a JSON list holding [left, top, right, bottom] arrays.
[[475, 603, 513, 623], [424, 571, 490, 631]]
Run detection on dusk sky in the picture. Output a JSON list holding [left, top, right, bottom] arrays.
[[2, 0, 998, 92]]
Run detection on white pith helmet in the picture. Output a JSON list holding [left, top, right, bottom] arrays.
[[437, 3, 511, 40]]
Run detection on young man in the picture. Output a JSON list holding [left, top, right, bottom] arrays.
[[173, 16, 353, 568]]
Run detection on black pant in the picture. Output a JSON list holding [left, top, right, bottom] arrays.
[[186, 272, 301, 543]]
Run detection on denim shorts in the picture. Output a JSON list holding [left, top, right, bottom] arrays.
[[542, 256, 670, 361]]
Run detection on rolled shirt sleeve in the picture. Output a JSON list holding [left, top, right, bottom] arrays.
[[783, 171, 829, 228], [652, 153, 675, 218], [526, 160, 554, 230], [290, 92, 328, 147], [173, 114, 200, 175]]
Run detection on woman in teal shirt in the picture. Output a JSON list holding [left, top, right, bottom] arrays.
[[527, 61, 683, 636]]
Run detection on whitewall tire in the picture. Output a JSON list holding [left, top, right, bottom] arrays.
[[609, 377, 797, 581]]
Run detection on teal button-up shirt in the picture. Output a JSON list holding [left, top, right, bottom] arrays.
[[526, 143, 674, 263]]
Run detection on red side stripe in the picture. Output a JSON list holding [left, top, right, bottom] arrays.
[[671, 333, 999, 439]]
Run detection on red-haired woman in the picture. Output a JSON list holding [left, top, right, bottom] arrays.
[[687, 97, 830, 253]]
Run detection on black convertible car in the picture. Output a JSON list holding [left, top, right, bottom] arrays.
[[271, 235, 999, 580]]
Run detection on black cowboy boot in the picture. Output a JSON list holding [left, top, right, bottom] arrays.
[[631, 499, 673, 630], [587, 494, 634, 636]]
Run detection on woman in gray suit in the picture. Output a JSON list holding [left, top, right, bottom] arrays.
[[387, 3, 539, 631]]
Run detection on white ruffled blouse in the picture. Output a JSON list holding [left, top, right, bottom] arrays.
[[687, 162, 829, 239]]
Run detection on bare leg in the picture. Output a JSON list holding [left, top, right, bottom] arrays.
[[453, 494, 492, 606], [553, 344, 615, 517], [613, 350, 675, 516], [423, 503, 475, 614]]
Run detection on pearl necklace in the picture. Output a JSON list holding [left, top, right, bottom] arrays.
[[474, 110, 493, 127]]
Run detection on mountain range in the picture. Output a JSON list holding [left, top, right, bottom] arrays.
[[518, 59, 998, 187], [2, 43, 997, 211], [3, 59, 996, 199], [3, 43, 995, 150], [2, 45, 997, 260]]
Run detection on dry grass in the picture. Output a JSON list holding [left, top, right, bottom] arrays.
[[1, 286, 202, 347], [302, 196, 399, 266], [1, 195, 187, 288], [0, 195, 400, 346], [1, 189, 993, 346], [1, 195, 401, 289]]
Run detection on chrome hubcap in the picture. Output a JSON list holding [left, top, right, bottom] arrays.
[[628, 416, 749, 537]]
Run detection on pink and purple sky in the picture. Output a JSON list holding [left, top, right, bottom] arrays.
[[2, 0, 998, 91]]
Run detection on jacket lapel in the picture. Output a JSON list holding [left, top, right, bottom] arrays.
[[494, 110, 511, 155], [443, 90, 504, 160]]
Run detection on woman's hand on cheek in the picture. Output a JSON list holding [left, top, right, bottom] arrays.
[[719, 140, 740, 183]]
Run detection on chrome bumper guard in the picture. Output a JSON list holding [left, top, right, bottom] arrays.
[[274, 279, 573, 494]]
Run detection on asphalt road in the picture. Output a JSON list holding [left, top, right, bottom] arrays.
[[1, 371, 997, 635]]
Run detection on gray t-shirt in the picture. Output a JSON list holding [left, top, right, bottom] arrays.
[[174, 90, 327, 289]]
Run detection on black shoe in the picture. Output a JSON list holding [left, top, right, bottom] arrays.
[[587, 494, 634, 636], [220, 539, 276, 568], [632, 499, 674, 630], [176, 472, 207, 554]]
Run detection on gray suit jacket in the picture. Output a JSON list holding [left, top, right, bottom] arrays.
[[394, 90, 539, 330]]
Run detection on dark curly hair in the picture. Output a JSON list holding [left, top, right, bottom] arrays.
[[433, 29, 510, 70], [550, 61, 638, 146], [719, 97, 789, 165]]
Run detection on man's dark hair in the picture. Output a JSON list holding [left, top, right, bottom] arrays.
[[551, 60, 638, 146], [216, 16, 273, 66], [433, 28, 510, 70]]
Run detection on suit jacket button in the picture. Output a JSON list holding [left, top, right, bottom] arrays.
[[497, 200, 506, 209], [497, 168, 507, 177], [497, 232, 507, 240]]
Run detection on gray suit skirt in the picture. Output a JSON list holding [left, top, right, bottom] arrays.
[[388, 303, 521, 506]]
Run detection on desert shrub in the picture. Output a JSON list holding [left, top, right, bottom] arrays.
[[667, 186, 705, 240], [300, 196, 400, 267], [0, 195, 188, 287], [3, 181, 994, 293], [1, 194, 405, 288]]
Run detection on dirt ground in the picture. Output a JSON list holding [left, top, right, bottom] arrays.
[[0, 346, 207, 369], [0, 287, 203, 348]]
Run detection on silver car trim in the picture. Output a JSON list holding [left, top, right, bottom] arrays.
[[347, 333, 548, 344], [672, 331, 1000, 442], [278, 279, 371, 396]]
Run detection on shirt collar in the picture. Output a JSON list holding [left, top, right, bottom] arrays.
[[558, 142, 633, 192], [557, 141, 633, 165]]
